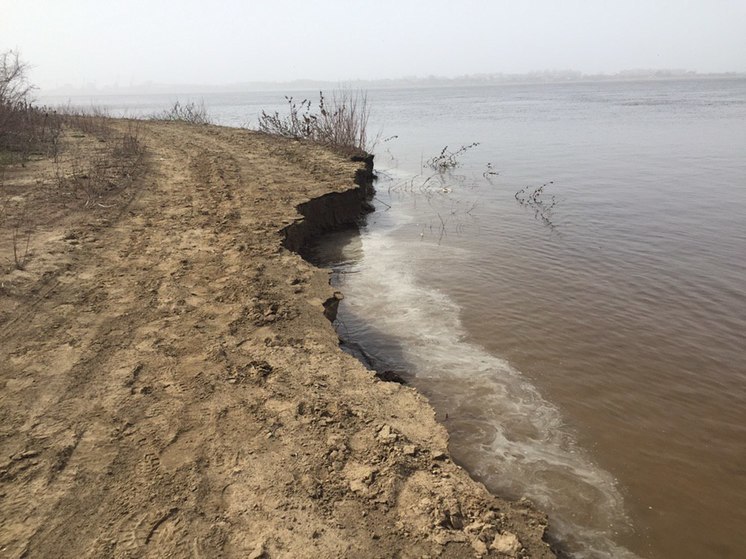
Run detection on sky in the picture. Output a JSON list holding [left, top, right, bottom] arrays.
[[2, 0, 745, 91]]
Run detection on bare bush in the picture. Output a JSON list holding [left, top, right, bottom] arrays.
[[515, 181, 558, 228], [258, 90, 370, 153], [38, 104, 147, 207], [425, 143, 480, 172], [56, 104, 113, 137], [0, 51, 32, 108], [52, 120, 146, 208], [151, 100, 212, 125], [0, 50, 63, 161]]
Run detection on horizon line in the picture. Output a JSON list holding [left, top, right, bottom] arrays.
[[37, 68, 746, 97]]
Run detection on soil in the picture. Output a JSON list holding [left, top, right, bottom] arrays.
[[0, 120, 555, 558]]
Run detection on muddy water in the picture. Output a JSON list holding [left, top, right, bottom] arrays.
[[307, 79, 746, 559]]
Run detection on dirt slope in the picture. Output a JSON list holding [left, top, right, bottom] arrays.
[[0, 121, 555, 558]]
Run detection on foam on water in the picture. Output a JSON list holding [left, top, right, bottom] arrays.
[[326, 175, 640, 559]]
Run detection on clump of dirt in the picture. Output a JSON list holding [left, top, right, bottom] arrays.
[[0, 120, 555, 558]]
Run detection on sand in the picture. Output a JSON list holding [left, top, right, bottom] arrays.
[[0, 120, 555, 558]]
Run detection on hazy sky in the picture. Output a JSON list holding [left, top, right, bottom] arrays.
[[3, 0, 745, 90]]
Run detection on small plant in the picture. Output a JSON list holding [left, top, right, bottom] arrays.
[[425, 142, 480, 172], [8, 202, 32, 270], [515, 181, 558, 228], [483, 162, 499, 179], [151, 100, 211, 125], [12, 222, 31, 270], [258, 89, 370, 153]]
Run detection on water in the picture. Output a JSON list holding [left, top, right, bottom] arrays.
[[48, 79, 746, 558]]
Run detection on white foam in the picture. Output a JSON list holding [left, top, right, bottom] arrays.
[[334, 175, 641, 558]]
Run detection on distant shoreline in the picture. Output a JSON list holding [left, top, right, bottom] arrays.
[[37, 72, 746, 98]]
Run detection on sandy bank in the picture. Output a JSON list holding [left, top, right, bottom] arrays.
[[0, 120, 555, 558]]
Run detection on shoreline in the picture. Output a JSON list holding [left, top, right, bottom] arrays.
[[0, 119, 555, 558]]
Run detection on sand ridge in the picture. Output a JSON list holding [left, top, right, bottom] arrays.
[[0, 120, 555, 558]]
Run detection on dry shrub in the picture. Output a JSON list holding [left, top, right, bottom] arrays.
[[51, 117, 146, 207], [425, 143, 480, 172], [0, 50, 63, 161], [258, 89, 370, 154], [150, 100, 212, 125], [25, 103, 148, 208], [56, 104, 114, 137]]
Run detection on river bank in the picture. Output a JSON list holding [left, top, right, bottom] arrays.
[[0, 119, 555, 558]]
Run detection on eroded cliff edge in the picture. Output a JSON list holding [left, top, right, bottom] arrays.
[[278, 147, 556, 558]]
